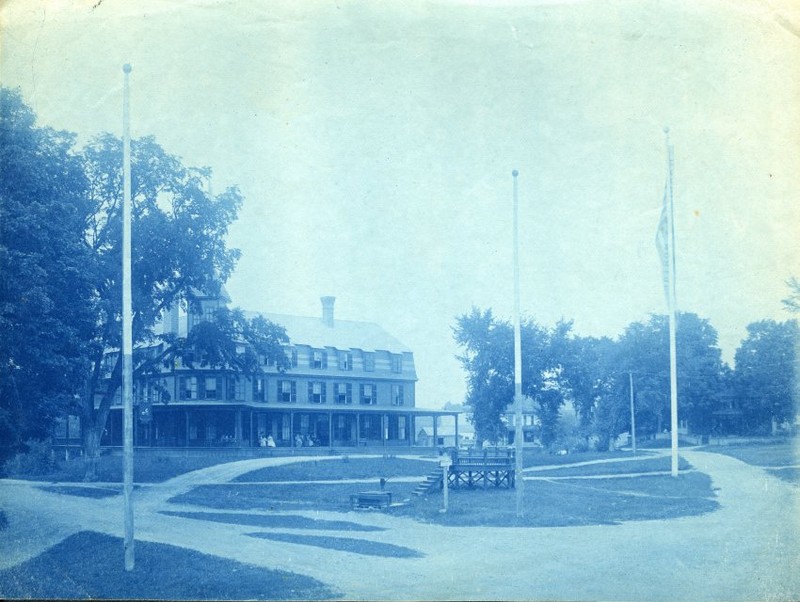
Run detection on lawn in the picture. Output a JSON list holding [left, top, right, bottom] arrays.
[[170, 452, 718, 527], [170, 481, 419, 512], [7, 454, 232, 483], [234, 456, 436, 482], [704, 441, 799, 485], [531, 455, 691, 477], [0, 530, 338, 600]]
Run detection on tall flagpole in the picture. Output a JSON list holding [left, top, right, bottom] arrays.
[[512, 169, 525, 517], [665, 127, 679, 477], [122, 63, 135, 570]]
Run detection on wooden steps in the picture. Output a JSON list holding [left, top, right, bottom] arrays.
[[412, 470, 444, 496]]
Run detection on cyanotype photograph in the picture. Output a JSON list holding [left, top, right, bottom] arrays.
[[0, 1, 798, 600]]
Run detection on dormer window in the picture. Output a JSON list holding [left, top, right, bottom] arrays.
[[391, 354, 402, 373], [338, 351, 352, 371], [311, 349, 327, 369]]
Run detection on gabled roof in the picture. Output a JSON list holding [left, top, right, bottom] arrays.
[[244, 311, 411, 353]]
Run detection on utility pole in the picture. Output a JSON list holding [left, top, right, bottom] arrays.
[[512, 169, 525, 518], [122, 63, 135, 571], [629, 371, 636, 455]]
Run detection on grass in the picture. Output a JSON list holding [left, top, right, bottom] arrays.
[[704, 440, 799, 485], [235, 456, 436, 482], [531, 455, 691, 477], [0, 530, 338, 600], [170, 481, 419, 512], [396, 472, 719, 527], [247, 532, 424, 558], [37, 485, 124, 499], [161, 510, 385, 532], [171, 451, 718, 528], [8, 454, 232, 483]]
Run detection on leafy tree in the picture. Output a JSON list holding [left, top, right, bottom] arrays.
[[560, 335, 616, 435], [0, 88, 97, 462], [77, 133, 245, 478], [453, 308, 514, 444], [733, 319, 798, 434], [783, 276, 800, 314], [453, 307, 571, 446]]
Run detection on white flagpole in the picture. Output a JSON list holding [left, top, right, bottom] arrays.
[[512, 169, 525, 517], [665, 127, 679, 477], [122, 63, 135, 570]]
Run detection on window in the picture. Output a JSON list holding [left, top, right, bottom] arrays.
[[391, 354, 402, 373], [285, 347, 298, 368], [334, 382, 352, 404], [360, 383, 377, 405], [253, 377, 266, 401], [391, 384, 404, 406], [338, 351, 353, 371], [308, 381, 326, 403], [202, 306, 216, 323], [180, 376, 198, 400], [203, 376, 221, 399], [228, 377, 246, 401], [363, 352, 375, 372], [279, 380, 297, 403], [311, 349, 327, 369]]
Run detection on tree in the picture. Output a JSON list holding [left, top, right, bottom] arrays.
[[453, 308, 514, 444], [733, 319, 798, 434], [612, 313, 724, 438], [560, 335, 618, 445], [453, 307, 570, 446], [77, 133, 245, 478], [783, 276, 800, 314], [0, 88, 97, 462]]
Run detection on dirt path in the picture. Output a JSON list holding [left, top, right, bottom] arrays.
[[1, 450, 798, 600]]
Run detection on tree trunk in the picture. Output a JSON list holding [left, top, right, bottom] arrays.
[[83, 426, 101, 481]]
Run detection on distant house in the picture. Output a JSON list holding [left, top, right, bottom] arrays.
[[417, 414, 475, 448], [59, 294, 457, 450]]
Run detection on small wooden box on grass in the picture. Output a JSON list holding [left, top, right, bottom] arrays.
[[350, 491, 392, 509]]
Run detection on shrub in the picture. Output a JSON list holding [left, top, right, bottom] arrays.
[[2, 439, 58, 477]]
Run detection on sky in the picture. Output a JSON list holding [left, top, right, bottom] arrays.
[[2, 0, 799, 409]]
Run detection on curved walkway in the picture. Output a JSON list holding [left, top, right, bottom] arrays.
[[1, 451, 798, 600]]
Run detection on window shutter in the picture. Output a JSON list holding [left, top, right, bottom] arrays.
[[291, 381, 297, 402], [179, 377, 186, 400]]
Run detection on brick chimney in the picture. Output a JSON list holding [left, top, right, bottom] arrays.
[[321, 296, 335, 327]]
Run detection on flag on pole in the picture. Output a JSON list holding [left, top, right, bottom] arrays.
[[655, 182, 670, 301]]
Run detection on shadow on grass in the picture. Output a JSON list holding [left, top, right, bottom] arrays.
[[37, 485, 122, 499], [161, 510, 384, 532], [0, 531, 338, 600], [247, 531, 424, 558], [767, 467, 800, 485]]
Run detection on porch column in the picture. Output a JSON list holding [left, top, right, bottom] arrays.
[[408, 413, 412, 447], [432, 414, 438, 448], [184, 409, 190, 447], [328, 411, 333, 448], [235, 409, 242, 441], [382, 413, 387, 447], [356, 413, 360, 446], [290, 410, 294, 448], [454, 413, 459, 448], [249, 410, 254, 447]]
